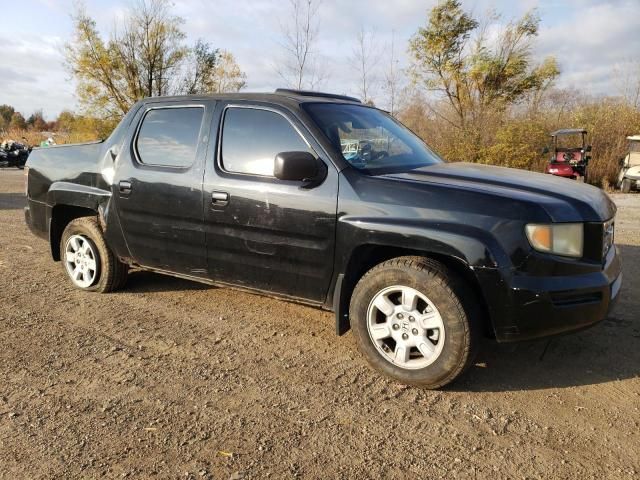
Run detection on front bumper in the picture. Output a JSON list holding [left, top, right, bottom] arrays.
[[480, 245, 622, 342]]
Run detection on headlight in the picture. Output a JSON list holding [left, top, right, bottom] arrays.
[[525, 223, 583, 258]]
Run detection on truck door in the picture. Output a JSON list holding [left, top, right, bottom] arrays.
[[113, 100, 214, 275], [203, 102, 339, 303]]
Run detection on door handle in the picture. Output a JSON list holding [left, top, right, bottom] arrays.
[[211, 191, 229, 206], [119, 180, 132, 196]]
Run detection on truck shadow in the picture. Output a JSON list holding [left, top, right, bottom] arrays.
[[0, 192, 26, 210], [453, 243, 639, 392]]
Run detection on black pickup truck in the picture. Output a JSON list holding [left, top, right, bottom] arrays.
[[24, 89, 622, 388]]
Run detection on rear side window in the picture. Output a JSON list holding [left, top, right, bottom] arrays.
[[221, 107, 310, 176], [136, 107, 204, 167]]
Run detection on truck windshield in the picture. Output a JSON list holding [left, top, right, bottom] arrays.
[[303, 103, 442, 174]]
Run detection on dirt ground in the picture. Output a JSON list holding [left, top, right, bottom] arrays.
[[0, 168, 638, 479]]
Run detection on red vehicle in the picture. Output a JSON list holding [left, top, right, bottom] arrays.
[[543, 129, 591, 181]]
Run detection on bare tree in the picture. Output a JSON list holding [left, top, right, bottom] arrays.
[[614, 60, 640, 109], [382, 30, 402, 116], [352, 27, 379, 104], [277, 0, 324, 90]]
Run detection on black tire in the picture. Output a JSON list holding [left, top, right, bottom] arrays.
[[349, 256, 479, 388], [621, 178, 631, 193], [60, 216, 128, 293]]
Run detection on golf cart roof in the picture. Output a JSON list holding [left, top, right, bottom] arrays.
[[626, 135, 640, 141], [551, 128, 587, 136]]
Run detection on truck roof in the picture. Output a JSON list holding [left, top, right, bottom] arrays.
[[138, 89, 363, 107]]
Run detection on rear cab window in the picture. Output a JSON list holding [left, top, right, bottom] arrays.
[[135, 107, 204, 168], [220, 106, 312, 177]]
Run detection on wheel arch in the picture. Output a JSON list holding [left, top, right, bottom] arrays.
[[46, 182, 111, 261], [49, 204, 99, 261], [332, 243, 495, 338]]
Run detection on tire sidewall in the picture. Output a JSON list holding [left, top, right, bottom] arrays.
[[351, 262, 471, 386], [60, 219, 108, 292]]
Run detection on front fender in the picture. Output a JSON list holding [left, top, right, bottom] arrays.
[[330, 217, 511, 336], [336, 216, 508, 269]]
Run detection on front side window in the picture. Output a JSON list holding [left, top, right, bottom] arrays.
[[221, 107, 311, 176], [136, 107, 204, 167], [303, 103, 442, 174]]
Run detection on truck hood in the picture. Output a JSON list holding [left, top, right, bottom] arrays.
[[383, 162, 616, 222]]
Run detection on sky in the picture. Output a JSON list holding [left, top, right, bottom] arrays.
[[0, 0, 639, 120]]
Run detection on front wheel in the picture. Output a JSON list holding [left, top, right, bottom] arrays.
[[60, 217, 128, 293], [349, 257, 479, 388]]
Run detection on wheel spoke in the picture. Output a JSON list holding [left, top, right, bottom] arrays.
[[369, 323, 391, 340], [82, 270, 91, 283], [82, 242, 91, 255], [69, 236, 80, 252], [394, 344, 410, 364], [373, 295, 395, 316], [86, 258, 97, 271], [73, 266, 83, 281], [401, 288, 418, 311], [65, 251, 76, 263], [418, 312, 441, 330], [416, 340, 435, 358]]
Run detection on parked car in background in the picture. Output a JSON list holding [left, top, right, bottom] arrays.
[[23, 90, 622, 388], [617, 135, 640, 193]]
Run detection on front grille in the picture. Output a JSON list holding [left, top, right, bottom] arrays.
[[583, 218, 615, 262]]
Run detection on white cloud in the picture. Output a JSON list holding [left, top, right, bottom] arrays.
[[0, 33, 76, 120], [535, 0, 640, 94], [1, 0, 639, 118]]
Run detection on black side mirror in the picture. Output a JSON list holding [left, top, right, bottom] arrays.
[[586, 145, 592, 152], [541, 146, 549, 155], [274, 151, 320, 183]]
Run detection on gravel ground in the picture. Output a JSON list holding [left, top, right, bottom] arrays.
[[0, 169, 638, 479]]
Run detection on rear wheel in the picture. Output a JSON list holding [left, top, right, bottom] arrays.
[[349, 256, 479, 388], [60, 217, 128, 292], [621, 178, 632, 193]]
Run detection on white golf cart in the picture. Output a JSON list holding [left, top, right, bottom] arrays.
[[617, 135, 640, 193]]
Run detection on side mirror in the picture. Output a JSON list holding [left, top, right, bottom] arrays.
[[541, 146, 549, 155], [586, 145, 592, 152], [619, 157, 626, 167], [274, 151, 320, 183]]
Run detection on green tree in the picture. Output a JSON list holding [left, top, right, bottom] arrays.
[[65, 0, 248, 123], [65, 0, 188, 119], [55, 110, 78, 133], [9, 112, 27, 130], [208, 50, 247, 93], [182, 40, 219, 94], [0, 104, 15, 126], [27, 110, 47, 131], [409, 0, 559, 130]]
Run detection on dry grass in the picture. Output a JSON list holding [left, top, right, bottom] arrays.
[[1, 128, 100, 147]]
